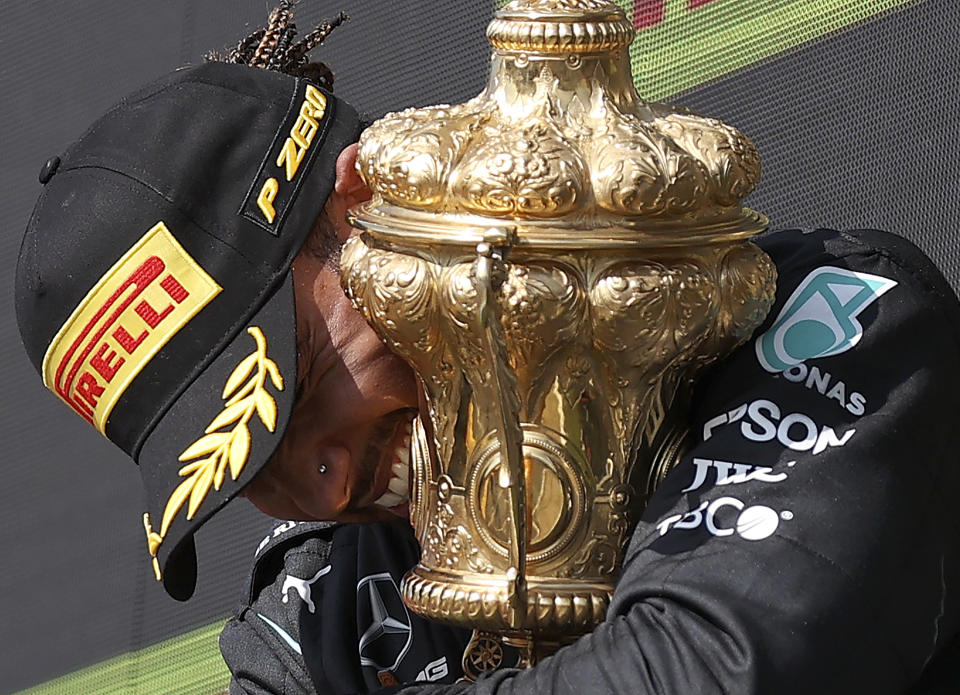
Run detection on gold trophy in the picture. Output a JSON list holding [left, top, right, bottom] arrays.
[[341, 0, 776, 676]]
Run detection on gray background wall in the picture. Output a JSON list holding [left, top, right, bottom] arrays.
[[1, 0, 956, 692]]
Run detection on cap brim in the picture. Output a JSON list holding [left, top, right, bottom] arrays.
[[138, 274, 297, 600]]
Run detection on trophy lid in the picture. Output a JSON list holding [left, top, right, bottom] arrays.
[[352, 0, 767, 249]]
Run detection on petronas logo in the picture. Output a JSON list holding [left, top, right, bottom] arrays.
[[756, 266, 896, 373]]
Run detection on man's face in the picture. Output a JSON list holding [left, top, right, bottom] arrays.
[[243, 152, 419, 522]]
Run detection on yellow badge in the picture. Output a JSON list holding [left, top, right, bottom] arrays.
[[242, 82, 330, 234], [42, 222, 221, 432]]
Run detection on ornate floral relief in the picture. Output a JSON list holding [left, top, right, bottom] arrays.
[[341, 240, 436, 369], [436, 261, 513, 448], [652, 112, 762, 208], [500, 264, 582, 363], [717, 242, 778, 344], [592, 261, 679, 352], [340, 239, 461, 466], [501, 0, 619, 12], [560, 533, 619, 578], [355, 3, 763, 239], [451, 120, 586, 218], [590, 107, 712, 217], [500, 263, 586, 418], [592, 258, 719, 363], [440, 262, 488, 380], [359, 100, 488, 210], [422, 500, 495, 574], [588, 256, 721, 482], [491, 0, 633, 52]]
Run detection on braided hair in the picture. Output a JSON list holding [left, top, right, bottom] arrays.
[[208, 2, 356, 266], [206, 1, 348, 90]]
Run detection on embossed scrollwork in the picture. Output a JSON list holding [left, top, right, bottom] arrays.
[[589, 256, 719, 478], [503, 0, 618, 12], [422, 499, 494, 575], [561, 534, 620, 578], [453, 119, 587, 217], [651, 111, 762, 208], [491, 0, 635, 55], [340, 238, 461, 467], [359, 101, 489, 210], [712, 241, 778, 353], [500, 263, 586, 419], [591, 110, 711, 218]]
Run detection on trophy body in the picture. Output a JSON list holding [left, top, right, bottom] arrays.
[[342, 0, 777, 672]]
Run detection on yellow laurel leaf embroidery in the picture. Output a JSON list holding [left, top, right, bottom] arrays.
[[229, 424, 251, 480], [161, 476, 196, 537], [178, 431, 230, 462], [222, 352, 258, 399], [225, 378, 257, 408], [143, 514, 162, 556], [143, 514, 163, 581], [205, 400, 249, 434], [147, 325, 284, 579], [213, 458, 227, 491], [255, 389, 278, 432], [265, 359, 284, 391], [178, 459, 210, 477], [187, 463, 215, 520]]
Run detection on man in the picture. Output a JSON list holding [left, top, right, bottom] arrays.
[[226, 225, 960, 694], [15, 4, 960, 694]]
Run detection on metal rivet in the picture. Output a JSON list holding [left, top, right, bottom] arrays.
[[39, 156, 61, 184]]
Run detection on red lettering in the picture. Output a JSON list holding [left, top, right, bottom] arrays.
[[634, 0, 665, 29], [113, 325, 147, 355], [69, 394, 94, 419], [688, 0, 720, 7], [160, 274, 189, 303], [75, 372, 105, 408], [135, 298, 174, 329], [90, 342, 124, 382], [55, 256, 164, 404]]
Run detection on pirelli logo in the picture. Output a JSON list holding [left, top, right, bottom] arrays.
[[42, 222, 221, 432], [241, 81, 333, 235]]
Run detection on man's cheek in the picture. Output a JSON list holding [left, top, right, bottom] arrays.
[[301, 456, 354, 520]]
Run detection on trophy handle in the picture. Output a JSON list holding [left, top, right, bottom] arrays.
[[474, 229, 527, 630]]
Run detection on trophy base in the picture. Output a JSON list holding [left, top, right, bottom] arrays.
[[458, 629, 579, 680], [402, 565, 613, 637]]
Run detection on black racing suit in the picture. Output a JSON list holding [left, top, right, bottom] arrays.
[[221, 228, 960, 694]]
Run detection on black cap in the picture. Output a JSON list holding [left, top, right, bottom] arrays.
[[15, 62, 361, 600]]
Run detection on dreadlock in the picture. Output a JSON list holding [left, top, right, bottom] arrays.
[[206, 1, 348, 91], [206, 3, 353, 265]]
